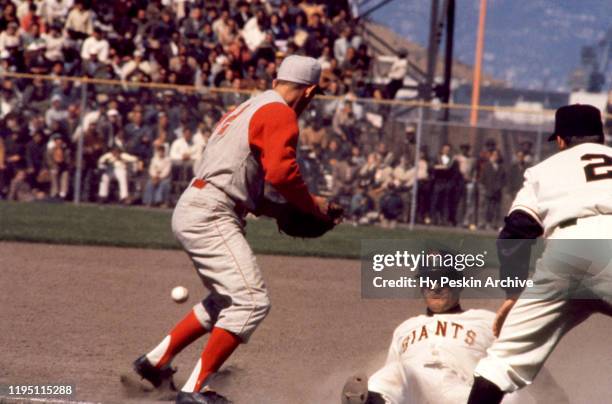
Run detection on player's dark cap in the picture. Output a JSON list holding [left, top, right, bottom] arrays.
[[547, 104, 604, 141], [416, 250, 464, 288]]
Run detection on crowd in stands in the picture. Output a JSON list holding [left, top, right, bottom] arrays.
[[299, 124, 535, 230], [0, 0, 535, 230], [0, 0, 373, 95]]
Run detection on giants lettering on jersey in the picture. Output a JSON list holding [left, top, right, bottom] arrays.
[[400, 319, 477, 353]]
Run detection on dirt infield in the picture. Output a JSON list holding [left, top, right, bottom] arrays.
[[1, 242, 611, 404]]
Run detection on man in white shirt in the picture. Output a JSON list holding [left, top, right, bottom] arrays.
[[386, 49, 408, 99], [81, 27, 109, 63], [42, 25, 66, 62], [143, 145, 172, 207], [45, 94, 68, 127], [64, 1, 93, 40], [169, 126, 200, 182], [39, 0, 73, 25], [97, 145, 140, 203], [0, 22, 22, 54], [334, 27, 351, 65]]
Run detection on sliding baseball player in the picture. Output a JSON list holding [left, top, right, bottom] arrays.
[[342, 265, 535, 404], [467, 104, 612, 403], [129, 55, 338, 404]]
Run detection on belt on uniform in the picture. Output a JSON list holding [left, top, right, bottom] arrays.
[[558, 218, 578, 229], [191, 178, 207, 189], [189, 178, 247, 217]]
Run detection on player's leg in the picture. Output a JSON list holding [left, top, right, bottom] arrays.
[[171, 187, 270, 393], [468, 287, 591, 402], [179, 213, 270, 393], [116, 168, 129, 201], [143, 307, 209, 369], [98, 172, 110, 200], [132, 187, 220, 388], [357, 361, 433, 404], [59, 169, 69, 198], [143, 179, 154, 206]]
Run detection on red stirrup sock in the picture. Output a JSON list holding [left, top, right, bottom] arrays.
[[192, 327, 241, 392], [146, 309, 208, 368]]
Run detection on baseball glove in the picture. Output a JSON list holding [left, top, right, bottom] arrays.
[[274, 203, 343, 238]]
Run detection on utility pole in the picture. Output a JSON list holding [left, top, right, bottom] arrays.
[[470, 0, 487, 126]]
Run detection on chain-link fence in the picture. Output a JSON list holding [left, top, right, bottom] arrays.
[[0, 72, 609, 230]]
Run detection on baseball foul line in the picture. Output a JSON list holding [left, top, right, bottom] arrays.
[[0, 396, 100, 404]]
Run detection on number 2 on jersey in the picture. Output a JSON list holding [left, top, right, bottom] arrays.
[[581, 154, 612, 182]]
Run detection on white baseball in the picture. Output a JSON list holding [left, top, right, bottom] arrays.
[[171, 286, 189, 303]]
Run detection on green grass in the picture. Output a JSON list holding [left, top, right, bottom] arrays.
[[0, 201, 495, 259]]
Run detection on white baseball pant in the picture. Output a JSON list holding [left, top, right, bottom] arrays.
[[98, 168, 129, 200], [171, 180, 270, 342], [475, 215, 612, 392]]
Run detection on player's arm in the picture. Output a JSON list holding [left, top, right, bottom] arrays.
[[249, 102, 324, 218], [493, 170, 543, 336], [497, 210, 543, 297], [497, 169, 544, 296]]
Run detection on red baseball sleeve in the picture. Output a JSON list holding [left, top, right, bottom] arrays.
[[249, 102, 320, 216]]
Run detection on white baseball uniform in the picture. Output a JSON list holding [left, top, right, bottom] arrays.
[[369, 309, 526, 404], [475, 142, 612, 392], [172, 89, 320, 342]]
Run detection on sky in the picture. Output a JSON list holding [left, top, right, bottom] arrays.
[[367, 0, 612, 92]]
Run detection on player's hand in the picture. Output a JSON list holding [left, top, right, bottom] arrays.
[[327, 202, 344, 224], [313, 196, 329, 217], [314, 197, 343, 223], [493, 297, 518, 337]]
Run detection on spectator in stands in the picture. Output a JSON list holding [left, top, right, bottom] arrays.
[[38, 0, 72, 27], [8, 169, 36, 201], [333, 27, 351, 65], [301, 121, 328, 150], [23, 76, 51, 113], [64, 1, 94, 41], [479, 149, 505, 230], [386, 48, 408, 99], [506, 149, 529, 201], [332, 100, 358, 144], [3, 130, 24, 185], [42, 25, 65, 63], [415, 148, 431, 224], [45, 94, 68, 127], [350, 184, 374, 223], [391, 155, 414, 221], [380, 182, 404, 228], [80, 123, 104, 202], [97, 144, 140, 204], [143, 145, 171, 207], [25, 130, 48, 190], [0, 22, 22, 62], [169, 126, 198, 183], [455, 144, 477, 229], [47, 133, 70, 199], [124, 109, 148, 144], [428, 144, 453, 225]]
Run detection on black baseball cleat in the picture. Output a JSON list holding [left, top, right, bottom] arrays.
[[175, 390, 232, 404], [133, 355, 176, 389]]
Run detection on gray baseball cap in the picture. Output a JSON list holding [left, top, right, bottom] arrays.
[[276, 55, 321, 86]]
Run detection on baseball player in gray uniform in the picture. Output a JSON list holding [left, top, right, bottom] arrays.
[[129, 55, 336, 404], [467, 104, 612, 403]]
